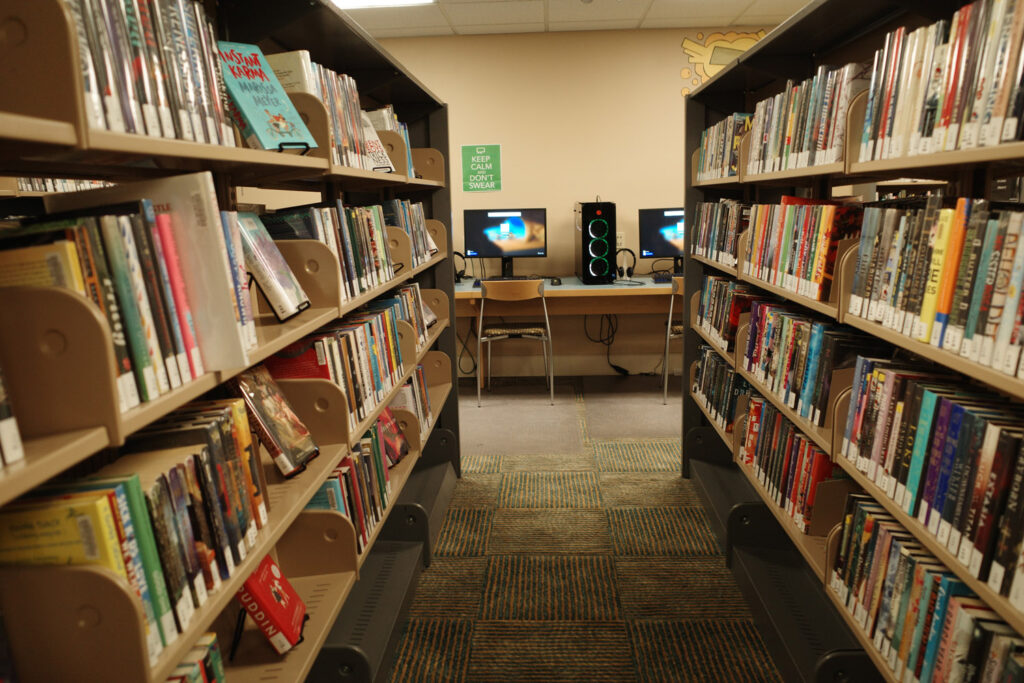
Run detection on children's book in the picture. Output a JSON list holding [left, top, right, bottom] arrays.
[[216, 42, 317, 152]]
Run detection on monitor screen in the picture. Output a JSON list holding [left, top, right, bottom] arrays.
[[463, 208, 547, 258], [638, 208, 685, 258]]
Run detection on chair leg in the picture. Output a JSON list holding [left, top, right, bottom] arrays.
[[662, 334, 672, 406], [548, 338, 554, 405], [540, 339, 549, 389], [477, 337, 483, 407], [487, 342, 492, 392]]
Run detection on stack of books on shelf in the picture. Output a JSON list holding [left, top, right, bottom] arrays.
[[690, 199, 747, 268], [832, 495, 1024, 682], [166, 632, 225, 682], [365, 104, 416, 178], [382, 199, 437, 268], [696, 113, 750, 182], [265, 51, 406, 173], [306, 407, 409, 554], [841, 355, 1024, 596], [693, 344, 750, 432], [0, 376, 311, 664], [858, 0, 1024, 162], [66, 0, 235, 144], [391, 365, 434, 438], [264, 305, 408, 434], [12, 178, 112, 193], [261, 202, 397, 303], [0, 173, 281, 412], [847, 195, 1024, 378], [740, 396, 843, 534], [746, 62, 870, 175], [742, 301, 888, 428], [696, 275, 760, 352], [743, 196, 863, 302]]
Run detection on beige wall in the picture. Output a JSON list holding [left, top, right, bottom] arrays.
[[381, 28, 765, 377]]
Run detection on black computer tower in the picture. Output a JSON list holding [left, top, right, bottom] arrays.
[[574, 201, 616, 284]]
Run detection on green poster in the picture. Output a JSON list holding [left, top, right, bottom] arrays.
[[462, 144, 501, 192]]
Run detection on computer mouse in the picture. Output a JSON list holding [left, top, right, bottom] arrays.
[[550, 277, 562, 286], [472, 279, 481, 288]]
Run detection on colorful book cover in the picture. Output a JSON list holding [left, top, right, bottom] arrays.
[[236, 554, 307, 655], [216, 41, 316, 151], [235, 212, 310, 322]]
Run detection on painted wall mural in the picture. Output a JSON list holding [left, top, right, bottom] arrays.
[[680, 29, 767, 96]]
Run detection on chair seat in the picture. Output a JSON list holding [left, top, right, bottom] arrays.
[[483, 324, 548, 337], [670, 324, 685, 335]]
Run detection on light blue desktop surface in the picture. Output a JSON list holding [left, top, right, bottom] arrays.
[[455, 275, 673, 296]]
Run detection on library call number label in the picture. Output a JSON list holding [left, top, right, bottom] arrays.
[[462, 144, 501, 192]]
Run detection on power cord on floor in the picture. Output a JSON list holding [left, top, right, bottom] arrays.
[[457, 322, 478, 375], [583, 314, 663, 377]]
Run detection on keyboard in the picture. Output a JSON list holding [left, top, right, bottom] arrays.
[[651, 273, 673, 284]]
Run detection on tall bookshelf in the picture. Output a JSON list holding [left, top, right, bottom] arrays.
[[0, 1, 459, 681], [681, 0, 1019, 680]]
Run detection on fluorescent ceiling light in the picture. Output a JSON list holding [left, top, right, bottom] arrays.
[[333, 0, 435, 8]]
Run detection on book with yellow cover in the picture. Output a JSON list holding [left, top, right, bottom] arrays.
[[914, 208, 955, 343], [0, 492, 127, 581]]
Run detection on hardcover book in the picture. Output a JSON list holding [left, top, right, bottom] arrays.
[[236, 554, 307, 655], [228, 365, 319, 477], [216, 42, 316, 152]]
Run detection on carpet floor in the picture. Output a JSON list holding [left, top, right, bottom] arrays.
[[388, 377, 782, 683]]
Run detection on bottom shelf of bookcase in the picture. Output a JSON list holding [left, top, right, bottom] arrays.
[[688, 452, 758, 553], [730, 544, 877, 683], [307, 540, 425, 683], [823, 579, 900, 683], [221, 571, 360, 682]]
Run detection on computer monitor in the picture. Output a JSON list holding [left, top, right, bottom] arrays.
[[638, 207, 685, 273], [463, 208, 547, 277]]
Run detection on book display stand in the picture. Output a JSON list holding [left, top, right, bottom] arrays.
[[0, 2, 459, 681], [683, 0, 1024, 680]]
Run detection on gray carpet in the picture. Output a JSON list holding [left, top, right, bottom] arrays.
[[388, 377, 781, 682]]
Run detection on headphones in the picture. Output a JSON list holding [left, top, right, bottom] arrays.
[[616, 248, 636, 279], [453, 251, 467, 282]]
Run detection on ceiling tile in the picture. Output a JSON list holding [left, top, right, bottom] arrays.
[[640, 15, 737, 28], [742, 0, 805, 12], [443, 1, 544, 25], [342, 5, 448, 29], [455, 21, 547, 33], [547, 0, 651, 23], [369, 25, 455, 37], [644, 0, 750, 20], [548, 18, 642, 30], [732, 13, 789, 24]]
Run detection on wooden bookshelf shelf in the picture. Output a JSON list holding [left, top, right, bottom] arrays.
[[0, 112, 77, 148], [689, 384, 735, 454], [842, 312, 1024, 401], [743, 160, 845, 184], [693, 175, 741, 188], [328, 163, 407, 189], [823, 584, 901, 683], [831, 455, 1024, 638], [734, 458, 830, 583], [737, 270, 840, 319], [849, 140, 1024, 177], [222, 569, 359, 682], [248, 307, 341, 369], [0, 427, 109, 507], [690, 252, 738, 277], [118, 373, 224, 441]]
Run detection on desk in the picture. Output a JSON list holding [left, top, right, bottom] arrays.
[[454, 275, 678, 317]]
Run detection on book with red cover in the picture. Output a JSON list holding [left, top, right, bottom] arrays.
[[263, 336, 334, 381], [236, 554, 307, 655]]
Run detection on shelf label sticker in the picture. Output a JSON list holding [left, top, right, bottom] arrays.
[[462, 144, 501, 192]]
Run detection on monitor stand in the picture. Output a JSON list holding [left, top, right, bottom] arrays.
[[673, 255, 685, 275], [501, 257, 515, 278]]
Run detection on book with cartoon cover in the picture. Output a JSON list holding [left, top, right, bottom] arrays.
[[228, 365, 318, 477], [234, 212, 310, 322], [216, 41, 317, 151]]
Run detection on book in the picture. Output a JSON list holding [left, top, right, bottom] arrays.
[[216, 41, 316, 152], [227, 365, 318, 477], [236, 554, 307, 655], [234, 212, 310, 322], [0, 364, 24, 467]]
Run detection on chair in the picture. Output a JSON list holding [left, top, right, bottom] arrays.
[[662, 276, 685, 404], [476, 279, 553, 406]]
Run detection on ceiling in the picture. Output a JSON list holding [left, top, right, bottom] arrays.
[[342, 0, 804, 38]]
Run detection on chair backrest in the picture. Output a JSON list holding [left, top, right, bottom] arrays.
[[480, 279, 545, 301]]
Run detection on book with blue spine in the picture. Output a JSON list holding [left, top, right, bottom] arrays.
[[216, 41, 316, 152]]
